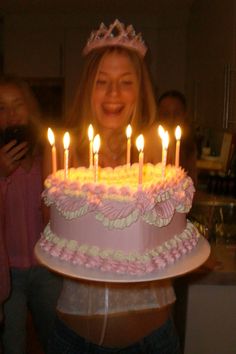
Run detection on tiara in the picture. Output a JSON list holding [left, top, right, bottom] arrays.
[[83, 19, 147, 57]]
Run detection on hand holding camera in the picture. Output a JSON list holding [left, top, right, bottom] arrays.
[[0, 125, 30, 177]]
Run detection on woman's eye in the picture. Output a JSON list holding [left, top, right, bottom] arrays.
[[121, 80, 133, 86], [14, 101, 25, 109], [96, 79, 107, 86]]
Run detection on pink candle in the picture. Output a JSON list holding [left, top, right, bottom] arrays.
[[136, 134, 144, 186], [158, 125, 165, 163], [88, 124, 94, 169], [126, 124, 132, 166], [63, 132, 70, 179], [47, 127, 57, 175], [175, 125, 181, 168], [162, 131, 169, 179], [93, 134, 100, 183]]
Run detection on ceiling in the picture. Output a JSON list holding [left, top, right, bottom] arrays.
[[0, 0, 194, 15]]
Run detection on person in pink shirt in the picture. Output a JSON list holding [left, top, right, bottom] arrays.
[[0, 76, 62, 354]]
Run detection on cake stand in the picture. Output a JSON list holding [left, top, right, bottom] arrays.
[[35, 236, 210, 283]]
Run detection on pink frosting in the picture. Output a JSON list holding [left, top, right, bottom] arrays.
[[43, 164, 195, 229], [40, 163, 199, 275]]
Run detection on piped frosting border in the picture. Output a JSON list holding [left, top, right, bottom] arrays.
[[39, 220, 200, 275], [43, 163, 195, 229]]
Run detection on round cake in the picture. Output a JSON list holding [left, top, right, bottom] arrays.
[[39, 163, 200, 275]]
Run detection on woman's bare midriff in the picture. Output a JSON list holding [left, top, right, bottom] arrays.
[[57, 305, 171, 347]]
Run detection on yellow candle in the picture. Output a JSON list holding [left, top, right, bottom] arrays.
[[88, 124, 94, 169], [63, 132, 70, 179], [136, 134, 144, 186], [162, 131, 169, 179], [93, 134, 100, 183], [126, 124, 132, 166], [175, 125, 181, 168], [47, 127, 57, 175]]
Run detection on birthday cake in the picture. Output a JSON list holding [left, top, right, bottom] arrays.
[[39, 163, 200, 275]]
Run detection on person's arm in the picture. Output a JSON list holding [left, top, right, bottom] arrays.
[[0, 188, 10, 323]]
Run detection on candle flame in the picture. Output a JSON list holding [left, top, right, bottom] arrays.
[[126, 124, 132, 139], [88, 124, 94, 141], [47, 127, 55, 146], [136, 134, 144, 152], [175, 125, 181, 140], [63, 132, 70, 149], [158, 125, 165, 139], [163, 131, 169, 150], [93, 134, 101, 153]]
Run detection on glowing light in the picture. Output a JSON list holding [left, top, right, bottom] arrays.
[[47, 127, 57, 175], [136, 134, 144, 186]]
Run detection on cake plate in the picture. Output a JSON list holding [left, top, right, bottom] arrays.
[[35, 236, 210, 283]]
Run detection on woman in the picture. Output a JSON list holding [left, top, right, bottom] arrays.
[[0, 76, 62, 354], [47, 20, 181, 354]]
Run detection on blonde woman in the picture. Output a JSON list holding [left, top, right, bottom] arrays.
[[46, 20, 181, 354]]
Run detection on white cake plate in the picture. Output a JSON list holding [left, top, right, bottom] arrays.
[[35, 236, 210, 283]]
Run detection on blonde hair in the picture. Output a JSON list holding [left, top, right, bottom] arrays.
[[0, 76, 44, 150], [0, 76, 42, 130], [66, 46, 157, 145]]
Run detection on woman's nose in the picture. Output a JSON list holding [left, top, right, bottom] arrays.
[[107, 81, 119, 96], [6, 107, 19, 125]]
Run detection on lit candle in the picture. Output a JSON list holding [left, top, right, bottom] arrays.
[[158, 125, 165, 139], [126, 124, 132, 166], [136, 134, 144, 186], [63, 132, 70, 179], [93, 134, 100, 183], [162, 131, 169, 179], [88, 124, 94, 169], [175, 125, 181, 168], [158, 125, 165, 162], [47, 127, 57, 175]]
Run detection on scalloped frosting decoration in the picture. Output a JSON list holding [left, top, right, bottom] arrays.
[[43, 163, 195, 229], [40, 220, 200, 275]]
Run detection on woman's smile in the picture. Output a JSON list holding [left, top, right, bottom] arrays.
[[92, 51, 138, 131]]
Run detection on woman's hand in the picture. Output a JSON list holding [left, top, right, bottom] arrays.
[[0, 140, 28, 177]]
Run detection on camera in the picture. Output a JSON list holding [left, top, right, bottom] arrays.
[[3, 125, 30, 146]]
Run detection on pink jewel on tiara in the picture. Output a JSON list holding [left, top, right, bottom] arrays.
[[83, 19, 147, 57]]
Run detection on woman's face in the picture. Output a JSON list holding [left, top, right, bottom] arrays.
[[158, 97, 186, 128], [92, 51, 138, 131], [0, 84, 29, 129]]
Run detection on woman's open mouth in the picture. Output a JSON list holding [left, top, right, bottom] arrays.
[[102, 103, 124, 115]]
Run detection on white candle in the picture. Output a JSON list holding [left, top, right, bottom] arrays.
[[93, 134, 100, 183], [63, 132, 70, 179], [136, 134, 144, 186], [175, 125, 181, 168], [162, 131, 169, 179], [47, 128, 57, 175], [88, 124, 94, 169], [126, 124, 132, 166]]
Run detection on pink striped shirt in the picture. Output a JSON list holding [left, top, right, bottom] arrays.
[[0, 156, 44, 268]]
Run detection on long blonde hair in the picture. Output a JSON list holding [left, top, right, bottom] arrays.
[[0, 76, 42, 129], [65, 46, 157, 145]]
